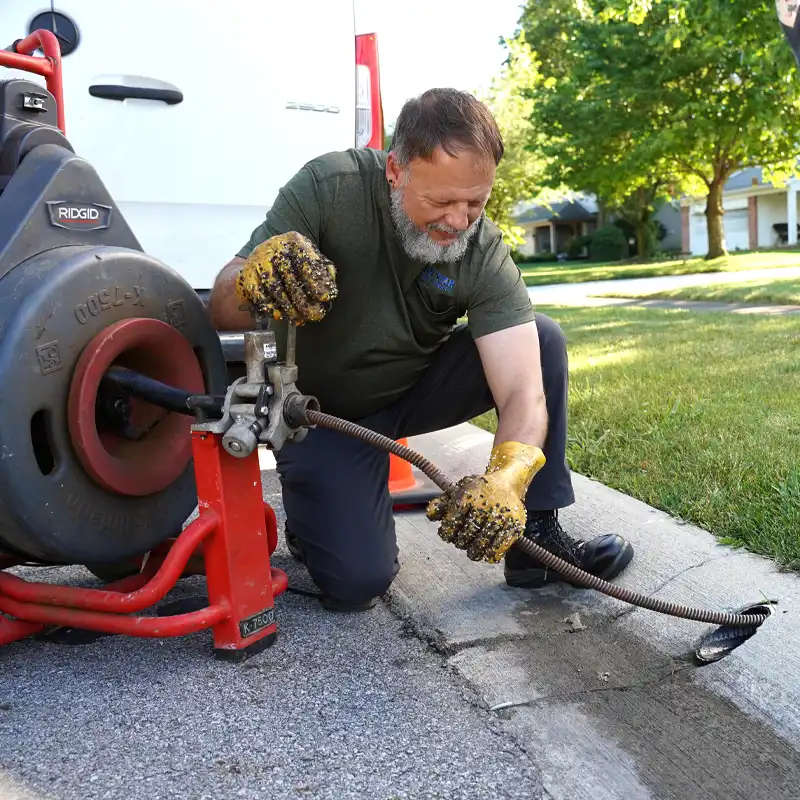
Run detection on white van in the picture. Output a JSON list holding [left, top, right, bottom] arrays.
[[0, 1, 384, 293]]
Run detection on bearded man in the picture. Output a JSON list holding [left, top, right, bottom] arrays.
[[207, 88, 634, 611]]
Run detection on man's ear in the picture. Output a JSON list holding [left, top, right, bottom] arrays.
[[386, 152, 404, 186]]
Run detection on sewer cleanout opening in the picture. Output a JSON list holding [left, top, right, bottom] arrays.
[[693, 601, 778, 665]]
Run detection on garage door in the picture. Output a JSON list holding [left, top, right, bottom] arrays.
[[724, 209, 750, 251], [690, 208, 749, 254], [690, 213, 708, 255]]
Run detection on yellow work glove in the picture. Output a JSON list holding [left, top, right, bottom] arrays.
[[236, 231, 338, 325], [426, 442, 546, 564]]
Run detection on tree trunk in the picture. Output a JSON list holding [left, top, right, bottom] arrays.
[[597, 198, 609, 228], [636, 185, 653, 260], [636, 219, 648, 259], [705, 180, 727, 260]]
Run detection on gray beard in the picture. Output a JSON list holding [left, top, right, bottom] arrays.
[[389, 185, 481, 264]]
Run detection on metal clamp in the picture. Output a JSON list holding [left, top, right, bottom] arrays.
[[192, 327, 317, 459]]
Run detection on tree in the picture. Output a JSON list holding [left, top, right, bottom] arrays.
[[519, 0, 800, 259], [383, 122, 394, 152], [515, 4, 694, 259], [479, 36, 554, 247], [633, 0, 800, 258]]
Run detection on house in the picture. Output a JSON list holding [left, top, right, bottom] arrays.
[[512, 193, 682, 257], [680, 167, 800, 255], [513, 195, 599, 256]]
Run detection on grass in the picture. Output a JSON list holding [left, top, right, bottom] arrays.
[[472, 304, 800, 569], [518, 249, 800, 287], [595, 277, 800, 307]]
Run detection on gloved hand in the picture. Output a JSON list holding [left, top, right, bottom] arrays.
[[426, 441, 546, 563], [236, 231, 338, 325]]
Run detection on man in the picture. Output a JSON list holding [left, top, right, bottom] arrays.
[[208, 88, 634, 611]]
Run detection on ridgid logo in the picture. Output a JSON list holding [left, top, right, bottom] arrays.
[[46, 201, 112, 231]]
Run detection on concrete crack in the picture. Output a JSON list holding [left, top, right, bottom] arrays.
[[489, 661, 696, 712], [590, 553, 734, 630], [441, 633, 531, 656], [641, 553, 732, 598], [384, 596, 553, 795]]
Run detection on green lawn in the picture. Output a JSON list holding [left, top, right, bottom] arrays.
[[472, 305, 800, 569], [595, 277, 800, 306], [519, 249, 800, 287]]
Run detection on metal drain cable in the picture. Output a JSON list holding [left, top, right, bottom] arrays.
[[303, 409, 770, 630]]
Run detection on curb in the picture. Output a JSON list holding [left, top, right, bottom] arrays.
[[389, 424, 800, 799]]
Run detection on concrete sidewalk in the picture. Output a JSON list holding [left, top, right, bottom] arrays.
[[391, 425, 800, 800], [532, 294, 800, 316], [527, 265, 800, 310]]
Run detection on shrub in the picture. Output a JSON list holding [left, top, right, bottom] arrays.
[[512, 251, 559, 265], [589, 225, 629, 262], [567, 234, 593, 260], [611, 218, 666, 259]]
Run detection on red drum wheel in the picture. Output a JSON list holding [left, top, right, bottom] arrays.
[[0, 245, 227, 564], [68, 318, 205, 497]]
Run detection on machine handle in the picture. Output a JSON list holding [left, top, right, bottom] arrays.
[[0, 29, 65, 133], [89, 84, 183, 105]]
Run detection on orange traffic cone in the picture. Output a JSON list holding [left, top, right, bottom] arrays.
[[389, 442, 416, 493], [388, 437, 442, 510]]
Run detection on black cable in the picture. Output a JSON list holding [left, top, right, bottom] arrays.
[[286, 586, 322, 598]]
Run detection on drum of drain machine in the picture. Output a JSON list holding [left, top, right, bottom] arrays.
[[0, 245, 228, 564]]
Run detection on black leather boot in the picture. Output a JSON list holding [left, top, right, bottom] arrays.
[[504, 510, 634, 589]]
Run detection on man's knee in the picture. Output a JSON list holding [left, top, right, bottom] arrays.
[[311, 554, 400, 608], [534, 313, 568, 365]]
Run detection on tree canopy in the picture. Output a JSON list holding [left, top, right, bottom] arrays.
[[479, 36, 554, 247], [511, 0, 800, 258]]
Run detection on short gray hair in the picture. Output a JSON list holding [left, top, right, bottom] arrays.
[[390, 88, 504, 167]]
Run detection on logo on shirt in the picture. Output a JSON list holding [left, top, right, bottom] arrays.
[[419, 265, 456, 295]]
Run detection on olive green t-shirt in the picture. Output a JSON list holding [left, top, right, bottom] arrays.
[[236, 148, 535, 420]]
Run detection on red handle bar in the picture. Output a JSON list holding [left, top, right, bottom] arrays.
[[0, 29, 65, 133]]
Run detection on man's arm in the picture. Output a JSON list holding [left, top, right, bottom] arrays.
[[207, 163, 328, 331], [475, 320, 548, 449], [208, 256, 251, 332], [467, 230, 545, 449], [426, 318, 549, 563]]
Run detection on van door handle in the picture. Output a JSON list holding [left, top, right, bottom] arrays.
[[89, 79, 183, 105]]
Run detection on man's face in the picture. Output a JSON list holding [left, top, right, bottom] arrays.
[[386, 146, 495, 264]]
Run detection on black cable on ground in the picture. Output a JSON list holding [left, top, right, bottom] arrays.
[[303, 409, 769, 629], [286, 585, 322, 598]]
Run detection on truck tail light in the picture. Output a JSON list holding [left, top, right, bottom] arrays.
[[355, 33, 383, 149]]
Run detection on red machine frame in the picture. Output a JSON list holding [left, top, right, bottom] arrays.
[[1, 29, 65, 133], [0, 31, 288, 658], [0, 430, 289, 660]]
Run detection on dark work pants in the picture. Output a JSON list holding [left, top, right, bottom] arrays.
[[273, 313, 575, 605]]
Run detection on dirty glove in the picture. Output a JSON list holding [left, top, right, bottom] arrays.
[[426, 442, 546, 564], [236, 231, 338, 325]]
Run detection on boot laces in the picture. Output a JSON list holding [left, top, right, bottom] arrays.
[[527, 511, 585, 564]]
